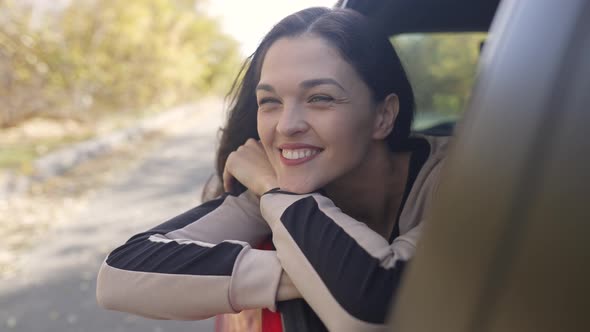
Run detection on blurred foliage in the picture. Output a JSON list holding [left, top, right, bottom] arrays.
[[0, 0, 240, 127], [392, 33, 487, 116]]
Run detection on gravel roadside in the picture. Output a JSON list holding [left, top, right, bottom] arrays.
[[0, 98, 224, 332], [0, 97, 224, 279]]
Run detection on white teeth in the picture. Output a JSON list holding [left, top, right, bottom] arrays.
[[281, 148, 319, 160]]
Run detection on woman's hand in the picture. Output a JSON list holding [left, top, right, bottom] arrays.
[[223, 138, 278, 196], [277, 270, 302, 301]]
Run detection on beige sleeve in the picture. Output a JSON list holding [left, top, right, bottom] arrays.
[[97, 191, 300, 320]]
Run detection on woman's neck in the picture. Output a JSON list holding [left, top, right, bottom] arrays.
[[324, 143, 411, 239]]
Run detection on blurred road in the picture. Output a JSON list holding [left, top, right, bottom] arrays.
[[0, 102, 225, 332]]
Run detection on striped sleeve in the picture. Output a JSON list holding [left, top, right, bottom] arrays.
[[96, 190, 284, 320], [259, 161, 443, 331]]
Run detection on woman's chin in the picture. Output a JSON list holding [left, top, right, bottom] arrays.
[[278, 179, 321, 195]]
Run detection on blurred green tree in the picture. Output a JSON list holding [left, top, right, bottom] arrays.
[[393, 33, 486, 116], [0, 0, 240, 127]]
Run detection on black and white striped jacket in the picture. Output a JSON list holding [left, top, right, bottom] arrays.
[[96, 135, 448, 331]]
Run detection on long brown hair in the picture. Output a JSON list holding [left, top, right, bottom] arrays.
[[205, 7, 414, 200]]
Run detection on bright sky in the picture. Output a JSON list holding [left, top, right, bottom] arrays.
[[205, 0, 338, 56]]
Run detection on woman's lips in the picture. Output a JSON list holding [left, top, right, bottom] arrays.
[[278, 144, 322, 166]]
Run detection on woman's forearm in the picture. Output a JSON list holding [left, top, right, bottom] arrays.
[[260, 190, 416, 331], [96, 191, 283, 319], [97, 245, 284, 320], [276, 270, 302, 301]]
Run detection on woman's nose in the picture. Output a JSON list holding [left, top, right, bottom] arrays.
[[276, 103, 309, 136]]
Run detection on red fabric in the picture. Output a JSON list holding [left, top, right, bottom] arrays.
[[214, 238, 282, 332], [259, 239, 283, 332], [261, 308, 283, 332]]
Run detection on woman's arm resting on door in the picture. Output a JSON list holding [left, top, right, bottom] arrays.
[[97, 191, 294, 320], [260, 190, 417, 331]]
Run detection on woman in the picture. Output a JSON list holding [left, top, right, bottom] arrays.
[[96, 7, 448, 332]]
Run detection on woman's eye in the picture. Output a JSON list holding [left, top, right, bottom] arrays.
[[308, 95, 334, 103], [258, 97, 280, 106]]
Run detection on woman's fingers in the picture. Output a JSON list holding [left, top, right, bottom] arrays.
[[223, 138, 277, 196], [222, 167, 232, 193], [223, 152, 236, 193]]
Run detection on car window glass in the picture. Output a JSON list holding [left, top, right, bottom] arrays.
[[391, 33, 487, 130]]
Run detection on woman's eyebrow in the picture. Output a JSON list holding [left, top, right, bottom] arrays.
[[300, 78, 346, 92], [256, 79, 347, 93], [256, 83, 275, 93]]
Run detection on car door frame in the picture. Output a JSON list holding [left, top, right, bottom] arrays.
[[387, 0, 590, 331]]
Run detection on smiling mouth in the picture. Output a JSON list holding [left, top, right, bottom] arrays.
[[281, 148, 320, 160], [279, 148, 322, 165]]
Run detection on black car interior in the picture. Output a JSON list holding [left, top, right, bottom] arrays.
[[340, 0, 501, 137]]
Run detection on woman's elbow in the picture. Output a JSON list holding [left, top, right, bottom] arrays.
[[96, 260, 131, 313], [95, 260, 229, 321], [95, 260, 163, 319]]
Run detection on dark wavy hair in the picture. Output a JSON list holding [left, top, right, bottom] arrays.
[[204, 7, 414, 199]]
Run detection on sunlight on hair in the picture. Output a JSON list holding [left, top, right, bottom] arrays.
[[205, 0, 338, 56]]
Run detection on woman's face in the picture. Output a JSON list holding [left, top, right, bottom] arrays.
[[256, 35, 379, 194]]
